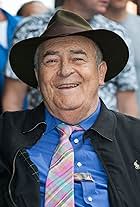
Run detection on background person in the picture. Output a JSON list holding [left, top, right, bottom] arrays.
[[16, 0, 48, 17], [0, 7, 21, 112], [104, 0, 140, 109]]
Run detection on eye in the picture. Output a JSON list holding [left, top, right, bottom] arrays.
[[73, 57, 85, 62], [43, 57, 59, 66], [46, 59, 57, 63], [75, 58, 84, 61]]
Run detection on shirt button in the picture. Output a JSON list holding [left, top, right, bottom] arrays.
[[74, 138, 79, 144], [87, 196, 93, 202], [77, 162, 82, 167]]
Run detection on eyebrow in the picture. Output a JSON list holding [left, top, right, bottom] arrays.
[[42, 49, 87, 57]]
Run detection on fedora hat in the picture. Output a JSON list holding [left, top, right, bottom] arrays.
[[9, 9, 129, 88]]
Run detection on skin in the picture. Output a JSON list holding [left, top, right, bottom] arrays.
[[0, 9, 6, 21], [19, 2, 48, 17], [35, 36, 107, 124], [104, 0, 139, 117], [63, 0, 110, 20], [2, 78, 27, 111], [108, 0, 128, 10], [117, 91, 139, 116], [104, 0, 129, 21]]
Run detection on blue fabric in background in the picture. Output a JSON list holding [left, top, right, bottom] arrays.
[[0, 9, 21, 95]]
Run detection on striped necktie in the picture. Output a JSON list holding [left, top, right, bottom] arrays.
[[45, 123, 83, 207]]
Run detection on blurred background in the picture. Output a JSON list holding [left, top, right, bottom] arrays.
[[0, 0, 55, 14], [0, 0, 140, 15]]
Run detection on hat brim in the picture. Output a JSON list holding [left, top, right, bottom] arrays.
[[9, 29, 128, 88]]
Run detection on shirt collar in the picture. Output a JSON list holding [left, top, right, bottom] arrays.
[[79, 100, 101, 130], [22, 101, 116, 142], [44, 109, 60, 132], [44, 100, 101, 132], [90, 99, 116, 142]]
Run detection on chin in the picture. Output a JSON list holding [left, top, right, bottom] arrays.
[[57, 102, 83, 111], [60, 105, 81, 111], [97, 7, 108, 14]]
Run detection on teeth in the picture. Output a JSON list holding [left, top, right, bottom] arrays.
[[58, 83, 79, 89]]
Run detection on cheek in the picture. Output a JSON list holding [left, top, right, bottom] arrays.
[[85, 71, 100, 92], [38, 70, 53, 93], [83, 65, 99, 82], [38, 69, 53, 85]]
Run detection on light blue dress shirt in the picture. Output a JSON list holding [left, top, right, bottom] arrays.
[[27, 101, 110, 207]]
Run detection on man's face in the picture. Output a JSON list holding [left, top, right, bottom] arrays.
[[36, 36, 107, 118], [78, 0, 110, 14], [109, 0, 128, 10]]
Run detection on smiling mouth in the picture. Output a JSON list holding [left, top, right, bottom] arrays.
[[57, 83, 80, 89]]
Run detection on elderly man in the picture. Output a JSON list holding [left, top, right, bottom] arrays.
[[0, 10, 140, 207], [2, 0, 139, 117]]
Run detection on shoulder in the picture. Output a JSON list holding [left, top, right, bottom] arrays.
[[127, 13, 140, 21], [93, 14, 126, 31], [0, 102, 44, 130], [0, 110, 29, 126], [92, 15, 137, 88], [13, 15, 22, 22], [113, 110, 140, 131], [92, 14, 129, 44], [111, 111, 140, 158], [115, 110, 140, 121], [0, 109, 33, 137], [13, 10, 55, 44]]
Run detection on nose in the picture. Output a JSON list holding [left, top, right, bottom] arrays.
[[58, 59, 74, 77]]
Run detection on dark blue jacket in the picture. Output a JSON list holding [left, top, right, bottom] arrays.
[[0, 101, 140, 207]]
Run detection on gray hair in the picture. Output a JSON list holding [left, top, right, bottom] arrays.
[[34, 40, 103, 71], [93, 42, 103, 67], [34, 47, 40, 71]]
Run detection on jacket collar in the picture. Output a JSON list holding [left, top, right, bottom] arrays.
[[22, 100, 116, 142], [91, 100, 117, 141], [1, 101, 116, 169], [21, 102, 46, 133]]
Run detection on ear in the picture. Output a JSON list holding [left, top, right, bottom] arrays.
[[98, 61, 107, 86]]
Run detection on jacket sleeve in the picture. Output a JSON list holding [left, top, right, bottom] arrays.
[[0, 113, 12, 206]]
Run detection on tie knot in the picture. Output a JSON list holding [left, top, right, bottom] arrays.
[[57, 123, 83, 139]]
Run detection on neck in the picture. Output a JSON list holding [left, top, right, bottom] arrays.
[[104, 7, 128, 22], [45, 98, 99, 125], [62, 0, 95, 21]]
